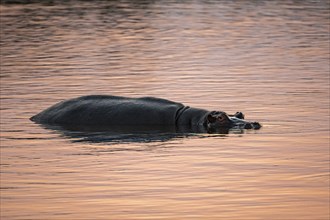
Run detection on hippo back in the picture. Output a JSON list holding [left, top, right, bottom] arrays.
[[31, 95, 185, 126]]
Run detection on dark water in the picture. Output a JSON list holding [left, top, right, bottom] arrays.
[[1, 1, 329, 219]]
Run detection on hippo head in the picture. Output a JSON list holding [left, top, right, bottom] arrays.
[[205, 111, 261, 133]]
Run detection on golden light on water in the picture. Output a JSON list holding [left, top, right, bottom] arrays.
[[1, 0, 329, 219]]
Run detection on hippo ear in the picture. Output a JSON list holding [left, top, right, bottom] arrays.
[[207, 113, 217, 123], [234, 112, 245, 119]]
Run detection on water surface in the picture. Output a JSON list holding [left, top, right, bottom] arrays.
[[1, 1, 329, 219]]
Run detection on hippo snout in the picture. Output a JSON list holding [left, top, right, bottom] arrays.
[[251, 122, 262, 129], [243, 122, 261, 129], [229, 116, 261, 130], [244, 123, 253, 129]]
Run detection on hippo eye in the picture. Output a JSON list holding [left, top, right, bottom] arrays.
[[218, 115, 228, 122]]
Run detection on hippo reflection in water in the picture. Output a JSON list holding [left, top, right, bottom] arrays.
[[30, 95, 261, 134]]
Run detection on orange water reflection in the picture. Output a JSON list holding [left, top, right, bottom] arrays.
[[1, 0, 329, 219]]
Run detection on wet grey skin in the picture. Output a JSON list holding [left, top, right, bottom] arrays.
[[30, 95, 262, 134]]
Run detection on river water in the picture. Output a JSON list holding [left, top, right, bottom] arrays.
[[1, 1, 329, 219]]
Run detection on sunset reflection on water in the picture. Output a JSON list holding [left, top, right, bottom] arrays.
[[1, 0, 329, 219]]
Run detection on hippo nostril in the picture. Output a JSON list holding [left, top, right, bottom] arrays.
[[252, 122, 261, 129], [244, 123, 253, 129]]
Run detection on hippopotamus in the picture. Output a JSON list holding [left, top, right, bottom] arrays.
[[30, 95, 261, 133]]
